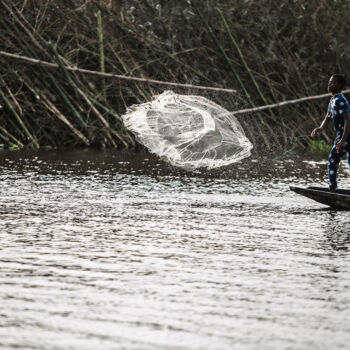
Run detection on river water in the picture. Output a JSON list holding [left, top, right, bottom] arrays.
[[0, 149, 350, 350]]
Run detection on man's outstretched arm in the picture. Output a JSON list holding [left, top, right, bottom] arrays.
[[311, 112, 331, 137]]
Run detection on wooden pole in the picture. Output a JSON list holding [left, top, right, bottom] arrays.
[[0, 50, 237, 94]]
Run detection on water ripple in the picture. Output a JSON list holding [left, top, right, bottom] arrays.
[[1, 150, 350, 349]]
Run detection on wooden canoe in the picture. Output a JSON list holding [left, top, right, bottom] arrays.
[[290, 186, 350, 209]]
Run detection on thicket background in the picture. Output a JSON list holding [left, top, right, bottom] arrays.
[[1, 0, 349, 152]]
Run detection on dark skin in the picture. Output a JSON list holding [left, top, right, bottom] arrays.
[[311, 75, 350, 153]]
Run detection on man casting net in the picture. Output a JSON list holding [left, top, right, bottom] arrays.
[[122, 91, 253, 169]]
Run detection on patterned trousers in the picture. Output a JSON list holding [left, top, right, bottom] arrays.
[[328, 138, 350, 190]]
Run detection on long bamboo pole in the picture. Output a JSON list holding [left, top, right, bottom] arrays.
[[0, 50, 342, 113], [0, 50, 237, 93], [231, 92, 345, 115]]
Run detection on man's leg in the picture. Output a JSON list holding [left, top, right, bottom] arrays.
[[328, 144, 344, 190], [346, 137, 350, 171]]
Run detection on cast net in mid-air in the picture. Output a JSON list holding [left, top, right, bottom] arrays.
[[122, 91, 253, 169]]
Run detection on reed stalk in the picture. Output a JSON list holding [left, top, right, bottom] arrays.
[[0, 86, 39, 148], [1, 1, 50, 58], [0, 77, 23, 115], [0, 126, 24, 148], [191, 3, 251, 102], [51, 45, 127, 147], [76, 86, 118, 147], [97, 10, 107, 103], [0, 132, 9, 145], [87, 96, 136, 147], [217, 8, 269, 106], [40, 94, 90, 146], [50, 44, 83, 103]]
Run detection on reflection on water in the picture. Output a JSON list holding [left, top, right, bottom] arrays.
[[0, 149, 350, 350], [323, 213, 350, 252]]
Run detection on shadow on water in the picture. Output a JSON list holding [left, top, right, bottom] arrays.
[[0, 147, 329, 180], [323, 212, 350, 251]]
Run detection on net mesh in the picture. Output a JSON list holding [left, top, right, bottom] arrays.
[[122, 91, 253, 169]]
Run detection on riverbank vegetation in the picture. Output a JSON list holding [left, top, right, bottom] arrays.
[[1, 0, 350, 152]]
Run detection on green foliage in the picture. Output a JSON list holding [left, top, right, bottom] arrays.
[[309, 140, 332, 155], [9, 143, 20, 150]]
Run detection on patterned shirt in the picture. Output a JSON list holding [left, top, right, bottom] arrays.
[[327, 93, 350, 135]]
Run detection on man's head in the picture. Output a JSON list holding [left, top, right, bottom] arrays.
[[328, 74, 346, 94]]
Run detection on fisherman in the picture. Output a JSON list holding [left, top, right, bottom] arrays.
[[311, 74, 350, 192]]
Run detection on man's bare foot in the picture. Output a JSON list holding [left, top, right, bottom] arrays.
[[329, 189, 337, 193]]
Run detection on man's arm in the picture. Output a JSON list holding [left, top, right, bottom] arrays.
[[311, 112, 331, 137], [336, 113, 350, 153]]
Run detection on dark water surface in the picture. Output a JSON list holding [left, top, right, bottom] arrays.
[[1, 149, 350, 350]]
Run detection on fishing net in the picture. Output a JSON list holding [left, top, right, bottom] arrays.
[[122, 91, 253, 169]]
